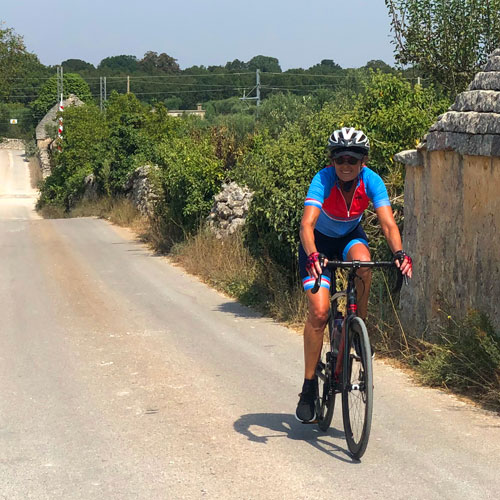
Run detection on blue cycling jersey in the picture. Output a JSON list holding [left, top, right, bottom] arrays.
[[304, 165, 390, 237]]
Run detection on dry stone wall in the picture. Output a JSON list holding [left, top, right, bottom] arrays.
[[124, 165, 160, 217], [207, 182, 254, 238], [0, 138, 25, 150], [395, 49, 500, 337]]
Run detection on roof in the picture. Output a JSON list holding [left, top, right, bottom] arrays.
[[426, 48, 500, 156]]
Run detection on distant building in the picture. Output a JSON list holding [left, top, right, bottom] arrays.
[[167, 103, 205, 119]]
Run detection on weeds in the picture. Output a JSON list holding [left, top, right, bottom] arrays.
[[38, 196, 143, 228], [28, 157, 43, 189], [414, 310, 500, 408], [170, 227, 308, 327]]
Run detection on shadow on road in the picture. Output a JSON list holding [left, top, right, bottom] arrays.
[[234, 413, 356, 463], [215, 301, 264, 320]]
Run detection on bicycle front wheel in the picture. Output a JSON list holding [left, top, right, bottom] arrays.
[[342, 316, 373, 459], [316, 316, 336, 431]]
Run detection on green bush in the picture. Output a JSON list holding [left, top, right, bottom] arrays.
[[235, 127, 321, 270], [354, 71, 450, 176], [417, 311, 500, 406], [38, 104, 109, 208], [154, 133, 224, 230], [233, 72, 449, 272]]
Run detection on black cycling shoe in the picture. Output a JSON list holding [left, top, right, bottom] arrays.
[[295, 391, 317, 423]]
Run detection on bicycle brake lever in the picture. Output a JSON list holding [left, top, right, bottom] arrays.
[[311, 275, 321, 294]]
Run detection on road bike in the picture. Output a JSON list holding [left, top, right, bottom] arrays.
[[312, 260, 403, 459]]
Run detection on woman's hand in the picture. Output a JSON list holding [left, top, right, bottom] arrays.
[[393, 250, 413, 278], [306, 252, 327, 279]]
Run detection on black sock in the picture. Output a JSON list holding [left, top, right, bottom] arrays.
[[302, 378, 317, 394]]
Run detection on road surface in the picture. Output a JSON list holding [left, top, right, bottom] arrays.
[[0, 148, 499, 499]]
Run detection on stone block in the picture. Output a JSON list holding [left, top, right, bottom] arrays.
[[468, 72, 500, 91], [431, 111, 500, 135], [484, 56, 500, 72], [393, 149, 423, 167], [451, 90, 500, 113], [207, 181, 254, 238]]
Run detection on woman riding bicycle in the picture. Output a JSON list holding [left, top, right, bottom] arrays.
[[296, 126, 413, 423]]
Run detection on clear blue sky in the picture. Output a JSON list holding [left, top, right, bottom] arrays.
[[2, 0, 396, 70]]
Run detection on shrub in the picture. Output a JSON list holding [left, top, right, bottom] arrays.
[[38, 104, 109, 208], [154, 133, 224, 230], [416, 310, 500, 407]]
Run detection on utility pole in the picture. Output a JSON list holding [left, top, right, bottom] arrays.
[[256, 69, 261, 106], [127, 75, 130, 94], [56, 66, 64, 151], [56, 66, 64, 104], [240, 69, 261, 106], [100, 76, 107, 111]]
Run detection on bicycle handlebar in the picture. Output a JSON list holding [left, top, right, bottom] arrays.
[[311, 260, 406, 294], [323, 260, 395, 268]]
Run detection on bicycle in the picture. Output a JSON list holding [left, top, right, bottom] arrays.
[[311, 259, 403, 460]]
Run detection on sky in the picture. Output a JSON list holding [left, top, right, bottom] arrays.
[[2, 0, 396, 70]]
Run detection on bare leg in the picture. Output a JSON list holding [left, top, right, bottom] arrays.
[[346, 243, 372, 320], [303, 286, 330, 379]]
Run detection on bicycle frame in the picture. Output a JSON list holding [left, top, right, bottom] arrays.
[[314, 260, 399, 392], [312, 259, 403, 458]]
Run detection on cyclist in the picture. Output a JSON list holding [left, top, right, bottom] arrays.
[[296, 126, 413, 423]]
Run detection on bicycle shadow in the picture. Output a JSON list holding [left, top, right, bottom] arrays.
[[233, 413, 355, 463]]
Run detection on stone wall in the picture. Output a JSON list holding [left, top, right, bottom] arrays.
[[207, 182, 254, 238], [0, 138, 25, 150], [396, 49, 500, 336], [124, 165, 160, 217], [399, 150, 500, 336]]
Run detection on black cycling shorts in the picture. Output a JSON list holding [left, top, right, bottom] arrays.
[[298, 225, 369, 291]]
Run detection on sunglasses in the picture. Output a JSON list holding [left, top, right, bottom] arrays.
[[334, 156, 360, 165]]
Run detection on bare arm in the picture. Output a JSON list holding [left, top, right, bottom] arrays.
[[300, 205, 322, 277]]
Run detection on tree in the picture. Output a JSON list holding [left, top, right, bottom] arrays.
[[363, 60, 394, 73], [225, 59, 248, 72], [320, 59, 342, 70], [140, 51, 180, 73], [31, 73, 93, 118], [307, 59, 343, 74], [247, 55, 281, 73], [97, 55, 139, 73], [0, 23, 45, 100], [385, 0, 500, 95], [62, 59, 95, 72]]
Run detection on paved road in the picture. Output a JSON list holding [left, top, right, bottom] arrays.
[[0, 148, 499, 499]]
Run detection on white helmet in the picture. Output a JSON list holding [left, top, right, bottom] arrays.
[[327, 127, 370, 159]]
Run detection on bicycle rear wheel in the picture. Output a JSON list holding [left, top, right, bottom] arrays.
[[316, 315, 336, 431], [342, 316, 373, 459]]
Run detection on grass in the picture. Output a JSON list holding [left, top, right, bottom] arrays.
[[169, 227, 308, 328], [28, 157, 43, 189], [412, 310, 500, 409], [38, 196, 147, 234]]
